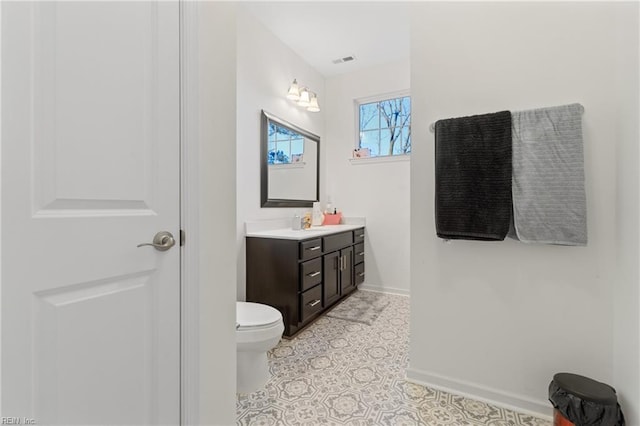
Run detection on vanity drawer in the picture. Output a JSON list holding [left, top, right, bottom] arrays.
[[355, 262, 365, 285], [300, 285, 323, 323], [323, 232, 353, 253], [354, 243, 365, 265], [300, 258, 322, 291], [354, 228, 365, 243], [300, 238, 322, 260]]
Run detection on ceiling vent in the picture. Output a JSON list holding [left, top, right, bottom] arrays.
[[332, 54, 356, 65]]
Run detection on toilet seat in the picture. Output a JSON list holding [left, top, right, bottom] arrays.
[[236, 301, 282, 330]]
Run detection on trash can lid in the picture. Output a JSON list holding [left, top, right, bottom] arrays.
[[553, 373, 617, 405]]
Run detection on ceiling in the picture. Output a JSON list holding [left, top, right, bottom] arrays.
[[241, 2, 410, 77]]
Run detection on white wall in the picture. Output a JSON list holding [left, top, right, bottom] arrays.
[[409, 2, 638, 420], [268, 142, 317, 200], [197, 3, 237, 424], [324, 60, 411, 295], [613, 3, 640, 424], [236, 6, 325, 301]]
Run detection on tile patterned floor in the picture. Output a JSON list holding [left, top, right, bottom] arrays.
[[236, 291, 551, 426]]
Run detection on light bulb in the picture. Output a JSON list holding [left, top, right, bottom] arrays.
[[297, 88, 311, 107], [307, 93, 320, 112], [286, 79, 300, 101]]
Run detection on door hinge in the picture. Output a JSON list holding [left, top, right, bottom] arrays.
[[180, 229, 185, 246]]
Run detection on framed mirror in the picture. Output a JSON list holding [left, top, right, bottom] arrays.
[[261, 110, 320, 207]]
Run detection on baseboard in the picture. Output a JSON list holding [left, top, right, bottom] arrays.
[[358, 283, 410, 297], [405, 368, 552, 421]]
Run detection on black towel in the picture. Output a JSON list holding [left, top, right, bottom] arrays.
[[435, 111, 512, 241]]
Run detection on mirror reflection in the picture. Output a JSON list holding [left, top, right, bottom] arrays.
[[261, 110, 319, 207]]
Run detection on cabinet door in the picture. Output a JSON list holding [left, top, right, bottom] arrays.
[[355, 262, 365, 285], [354, 242, 365, 265], [323, 251, 340, 306], [301, 257, 322, 292], [300, 285, 323, 323], [300, 238, 323, 260], [341, 246, 355, 295]]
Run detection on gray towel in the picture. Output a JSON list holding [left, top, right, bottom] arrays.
[[511, 103, 587, 245]]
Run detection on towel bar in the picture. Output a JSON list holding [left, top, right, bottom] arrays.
[[428, 103, 584, 133]]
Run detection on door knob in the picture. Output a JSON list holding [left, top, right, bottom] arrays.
[[137, 231, 176, 251]]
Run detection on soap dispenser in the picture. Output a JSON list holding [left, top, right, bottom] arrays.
[[311, 202, 324, 226], [325, 196, 333, 214]]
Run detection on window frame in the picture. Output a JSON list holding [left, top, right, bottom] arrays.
[[267, 122, 305, 165], [353, 90, 411, 159]]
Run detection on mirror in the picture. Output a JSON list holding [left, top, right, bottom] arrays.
[[261, 110, 319, 207]]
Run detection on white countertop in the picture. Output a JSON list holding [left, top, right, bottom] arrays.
[[246, 223, 364, 240]]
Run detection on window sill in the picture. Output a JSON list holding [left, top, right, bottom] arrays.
[[349, 154, 410, 165], [268, 162, 306, 169]]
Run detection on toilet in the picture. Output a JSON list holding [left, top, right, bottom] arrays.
[[236, 301, 284, 393]]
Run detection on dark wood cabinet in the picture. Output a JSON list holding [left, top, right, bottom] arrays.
[[353, 228, 365, 285], [246, 227, 365, 337], [322, 245, 354, 305], [323, 250, 340, 306], [339, 246, 355, 295]]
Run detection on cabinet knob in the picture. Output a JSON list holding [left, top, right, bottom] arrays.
[[308, 299, 321, 307], [308, 271, 320, 277]]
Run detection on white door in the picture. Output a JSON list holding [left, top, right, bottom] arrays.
[[1, 2, 180, 424]]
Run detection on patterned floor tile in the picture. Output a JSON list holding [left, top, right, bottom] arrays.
[[236, 291, 551, 426]]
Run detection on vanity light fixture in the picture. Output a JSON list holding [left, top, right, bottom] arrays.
[[286, 78, 320, 112], [307, 93, 320, 112], [286, 79, 300, 101], [297, 88, 311, 107]]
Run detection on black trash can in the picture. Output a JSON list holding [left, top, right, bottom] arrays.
[[548, 372, 625, 426]]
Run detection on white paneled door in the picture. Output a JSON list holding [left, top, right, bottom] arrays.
[[2, 2, 180, 424]]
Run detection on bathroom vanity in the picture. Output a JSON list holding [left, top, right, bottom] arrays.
[[246, 225, 365, 337]]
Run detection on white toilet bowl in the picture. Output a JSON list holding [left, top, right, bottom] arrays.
[[236, 301, 284, 393]]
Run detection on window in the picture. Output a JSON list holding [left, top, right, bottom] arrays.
[[267, 121, 304, 164], [357, 93, 411, 157]]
